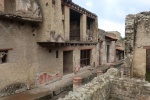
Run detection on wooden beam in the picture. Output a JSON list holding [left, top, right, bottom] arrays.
[[143, 46, 150, 49], [0, 48, 13, 51]]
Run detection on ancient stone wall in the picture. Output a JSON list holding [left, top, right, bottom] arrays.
[[0, 0, 42, 20], [58, 68, 118, 100], [0, 19, 38, 96], [59, 68, 150, 100], [111, 78, 150, 100], [125, 12, 150, 79], [98, 29, 117, 65], [0, 19, 63, 97], [0, 0, 99, 97]]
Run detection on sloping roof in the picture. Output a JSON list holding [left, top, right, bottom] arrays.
[[105, 34, 117, 41], [116, 46, 124, 51]]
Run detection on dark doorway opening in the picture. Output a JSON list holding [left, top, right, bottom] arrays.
[[146, 49, 150, 82], [80, 49, 91, 67], [70, 9, 81, 41], [63, 51, 73, 75], [86, 17, 95, 41], [0, 50, 8, 63], [107, 45, 110, 63]]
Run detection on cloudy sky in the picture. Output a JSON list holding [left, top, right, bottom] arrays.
[[74, 0, 150, 37]]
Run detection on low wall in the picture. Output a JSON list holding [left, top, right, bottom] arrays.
[[59, 68, 150, 100], [58, 68, 119, 100]]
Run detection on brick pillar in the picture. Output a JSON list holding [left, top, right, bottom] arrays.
[[73, 77, 82, 91], [0, 0, 4, 12], [80, 14, 87, 41], [97, 70, 103, 76]]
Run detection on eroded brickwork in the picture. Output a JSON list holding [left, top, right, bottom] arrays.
[[125, 12, 150, 79], [59, 68, 150, 100]]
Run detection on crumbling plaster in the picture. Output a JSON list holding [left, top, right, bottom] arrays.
[[0, 0, 99, 97]]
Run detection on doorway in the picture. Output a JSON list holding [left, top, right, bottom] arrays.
[[146, 49, 150, 82], [107, 45, 110, 63], [63, 51, 73, 75], [70, 9, 81, 41]]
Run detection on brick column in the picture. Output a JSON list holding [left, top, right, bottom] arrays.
[[97, 70, 103, 76], [0, 0, 4, 12], [73, 77, 82, 91], [80, 14, 87, 41]]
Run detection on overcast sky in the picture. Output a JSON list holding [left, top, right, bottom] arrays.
[[74, 0, 150, 37]]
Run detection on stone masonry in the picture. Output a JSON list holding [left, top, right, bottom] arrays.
[[59, 68, 150, 100], [125, 11, 150, 79], [0, 0, 99, 97]]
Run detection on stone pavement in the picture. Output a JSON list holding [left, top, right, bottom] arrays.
[[0, 66, 110, 100]]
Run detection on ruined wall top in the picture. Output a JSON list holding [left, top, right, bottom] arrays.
[[98, 29, 118, 41], [0, 0, 42, 22], [59, 68, 150, 100]]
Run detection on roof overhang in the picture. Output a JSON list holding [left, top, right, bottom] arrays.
[[116, 46, 124, 51], [37, 42, 97, 48], [105, 35, 117, 41], [61, 0, 97, 19], [0, 12, 42, 23]]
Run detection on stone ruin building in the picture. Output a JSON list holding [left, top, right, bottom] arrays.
[[0, 0, 100, 98], [59, 68, 150, 100], [0, 0, 129, 100], [99, 29, 125, 66], [125, 11, 150, 81]]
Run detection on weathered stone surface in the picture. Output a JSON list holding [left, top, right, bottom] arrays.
[[0, 83, 27, 97], [59, 68, 150, 100], [125, 11, 150, 79]]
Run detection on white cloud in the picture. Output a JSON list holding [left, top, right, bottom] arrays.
[[137, 0, 150, 5], [99, 19, 125, 37], [73, 0, 150, 37], [85, 1, 93, 7]]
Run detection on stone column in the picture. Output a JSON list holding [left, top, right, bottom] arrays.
[[73, 77, 82, 91], [109, 41, 116, 63], [101, 41, 107, 65], [64, 6, 70, 41], [80, 14, 87, 41]]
